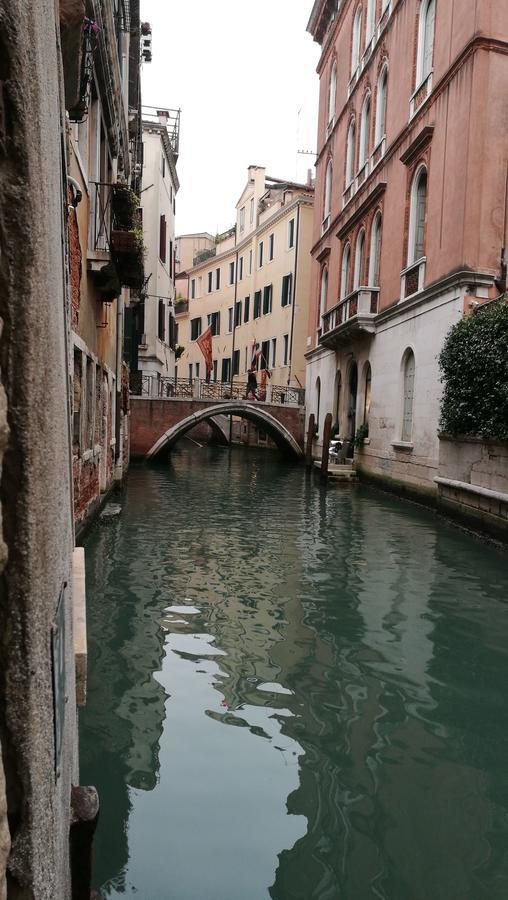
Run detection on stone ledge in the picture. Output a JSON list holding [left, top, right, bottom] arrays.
[[434, 476, 508, 506]]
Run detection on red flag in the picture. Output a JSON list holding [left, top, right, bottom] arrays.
[[197, 326, 213, 379]]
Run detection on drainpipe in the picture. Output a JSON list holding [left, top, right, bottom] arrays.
[[287, 202, 301, 386], [229, 241, 240, 442]]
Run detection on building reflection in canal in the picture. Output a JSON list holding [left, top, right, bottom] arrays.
[[81, 446, 508, 899]]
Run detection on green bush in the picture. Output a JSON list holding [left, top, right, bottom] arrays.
[[438, 301, 508, 439]]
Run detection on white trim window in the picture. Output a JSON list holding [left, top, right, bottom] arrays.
[[227, 306, 234, 333], [366, 0, 375, 45], [417, 0, 436, 86], [354, 229, 365, 289], [322, 160, 332, 232], [369, 212, 382, 286], [408, 165, 427, 264], [328, 61, 337, 128], [351, 6, 362, 75], [346, 119, 356, 186], [359, 93, 371, 170], [319, 267, 328, 320], [401, 350, 415, 441], [375, 65, 388, 146], [341, 244, 351, 299]]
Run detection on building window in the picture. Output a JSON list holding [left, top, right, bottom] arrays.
[[319, 267, 328, 320], [271, 338, 277, 369], [239, 256, 244, 280], [369, 212, 382, 286], [354, 229, 366, 289], [239, 206, 245, 231], [159, 215, 167, 262], [359, 93, 371, 169], [283, 333, 289, 366], [190, 278, 196, 299], [375, 66, 388, 146], [341, 244, 351, 299], [316, 377, 321, 431], [207, 271, 213, 293], [207, 311, 220, 335], [253, 291, 261, 318], [263, 284, 273, 315], [244, 346, 249, 372], [363, 362, 372, 424], [190, 317, 202, 340], [228, 260, 235, 285], [260, 340, 270, 370], [227, 307, 234, 333], [351, 5, 362, 74], [233, 349, 240, 376], [281, 273, 292, 307], [328, 60, 337, 126], [249, 249, 253, 274], [268, 233, 274, 261], [215, 268, 221, 290], [158, 300, 166, 341], [401, 350, 415, 441], [250, 197, 254, 223], [258, 241, 264, 268], [244, 296, 250, 322], [409, 166, 428, 263], [417, 0, 436, 85], [235, 300, 242, 327], [188, 363, 193, 381], [288, 218, 295, 248], [161, 154, 166, 178], [222, 357, 231, 382], [346, 119, 356, 187], [212, 359, 218, 382], [169, 239, 173, 277], [323, 160, 332, 231], [196, 362, 200, 379], [366, 0, 375, 44]]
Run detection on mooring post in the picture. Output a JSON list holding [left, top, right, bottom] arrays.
[[69, 785, 99, 900], [305, 413, 315, 468], [321, 413, 333, 481]]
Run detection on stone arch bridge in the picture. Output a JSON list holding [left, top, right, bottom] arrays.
[[130, 395, 306, 460]]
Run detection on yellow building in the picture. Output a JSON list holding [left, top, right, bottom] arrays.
[[176, 166, 314, 392]]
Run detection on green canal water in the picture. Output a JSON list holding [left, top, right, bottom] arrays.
[[80, 446, 508, 900]]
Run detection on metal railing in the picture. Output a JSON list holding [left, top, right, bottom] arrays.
[[89, 181, 112, 253], [130, 374, 305, 406], [322, 288, 379, 335]]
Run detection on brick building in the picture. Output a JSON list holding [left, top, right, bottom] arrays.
[[305, 0, 508, 499]]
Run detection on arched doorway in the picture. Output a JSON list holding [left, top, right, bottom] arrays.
[[334, 370, 342, 432], [348, 363, 358, 441]]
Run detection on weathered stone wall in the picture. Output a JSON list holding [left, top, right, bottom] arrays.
[[0, 1, 78, 897], [130, 398, 305, 457]]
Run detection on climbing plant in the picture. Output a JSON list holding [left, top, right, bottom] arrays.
[[438, 301, 508, 439]]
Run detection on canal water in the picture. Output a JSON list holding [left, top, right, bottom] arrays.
[[80, 445, 508, 900]]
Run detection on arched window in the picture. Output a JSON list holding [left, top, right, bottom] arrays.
[[359, 93, 371, 168], [354, 229, 365, 289], [366, 0, 375, 44], [363, 362, 372, 424], [401, 351, 415, 441], [328, 61, 337, 126], [351, 6, 362, 74], [409, 166, 427, 263], [334, 370, 342, 429], [323, 160, 332, 230], [316, 377, 321, 430], [319, 266, 328, 319], [417, 0, 436, 84], [341, 244, 351, 299], [369, 212, 382, 285], [375, 66, 388, 146], [346, 119, 356, 186]]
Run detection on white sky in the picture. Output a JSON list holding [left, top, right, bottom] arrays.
[[140, 0, 320, 236]]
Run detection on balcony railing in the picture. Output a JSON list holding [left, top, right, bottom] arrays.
[[322, 287, 379, 336], [130, 375, 305, 406], [400, 258, 426, 300], [89, 181, 112, 253], [371, 135, 386, 169], [410, 71, 433, 119]]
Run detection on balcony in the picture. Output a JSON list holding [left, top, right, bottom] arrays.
[[370, 135, 386, 169], [320, 287, 379, 347], [400, 258, 426, 300], [88, 182, 144, 295], [409, 72, 433, 119], [142, 106, 181, 159]]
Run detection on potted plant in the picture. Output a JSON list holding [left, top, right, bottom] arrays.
[[353, 422, 369, 448]]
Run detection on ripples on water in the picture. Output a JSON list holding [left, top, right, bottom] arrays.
[[80, 445, 508, 900]]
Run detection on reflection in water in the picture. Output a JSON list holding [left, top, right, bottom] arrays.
[[81, 446, 508, 899]]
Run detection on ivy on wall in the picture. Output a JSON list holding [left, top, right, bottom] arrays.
[[438, 301, 508, 439]]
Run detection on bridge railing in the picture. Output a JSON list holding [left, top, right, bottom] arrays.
[[130, 374, 305, 407]]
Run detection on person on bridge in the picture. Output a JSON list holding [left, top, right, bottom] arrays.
[[246, 369, 258, 400]]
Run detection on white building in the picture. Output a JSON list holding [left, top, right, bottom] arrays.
[[138, 108, 180, 385]]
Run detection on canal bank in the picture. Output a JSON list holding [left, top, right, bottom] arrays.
[[81, 445, 508, 899]]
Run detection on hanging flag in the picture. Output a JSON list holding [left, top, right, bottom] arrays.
[[251, 339, 261, 370], [197, 326, 213, 380]]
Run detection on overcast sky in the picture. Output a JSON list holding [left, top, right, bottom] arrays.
[[140, 0, 320, 236]]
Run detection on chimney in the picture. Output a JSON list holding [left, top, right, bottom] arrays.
[[157, 110, 169, 126]]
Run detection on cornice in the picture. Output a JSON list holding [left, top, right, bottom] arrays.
[[337, 183, 386, 239]]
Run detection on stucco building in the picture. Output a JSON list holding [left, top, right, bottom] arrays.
[[175, 232, 216, 276], [177, 166, 314, 394], [305, 0, 508, 499], [134, 108, 180, 387]]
